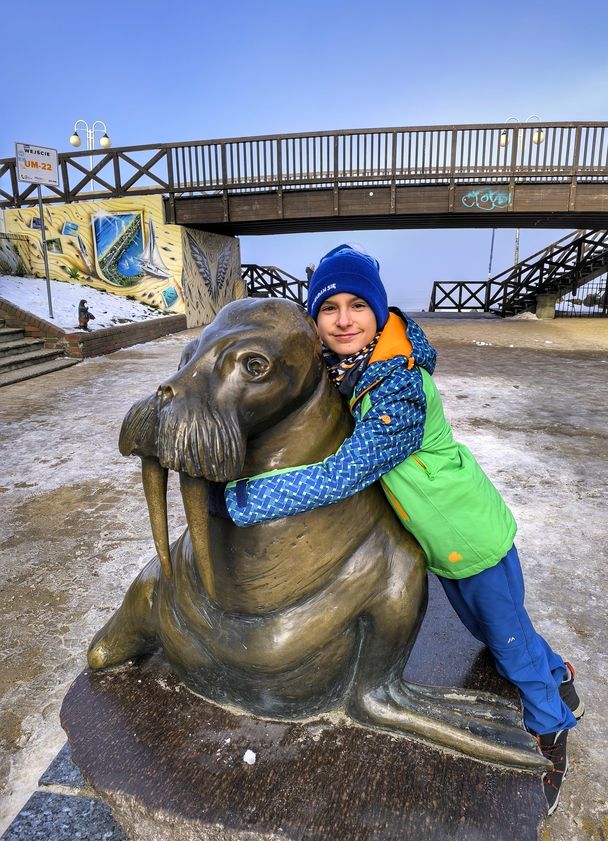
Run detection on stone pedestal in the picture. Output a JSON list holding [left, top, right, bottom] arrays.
[[61, 578, 546, 841], [535, 293, 559, 319]]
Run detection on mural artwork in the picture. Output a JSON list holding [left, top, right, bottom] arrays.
[[4, 197, 245, 324], [0, 236, 26, 275], [4, 196, 183, 313], [180, 228, 244, 326]]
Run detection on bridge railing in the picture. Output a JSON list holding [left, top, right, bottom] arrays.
[[429, 229, 608, 314], [2, 122, 608, 207], [169, 123, 608, 192], [242, 264, 307, 305]]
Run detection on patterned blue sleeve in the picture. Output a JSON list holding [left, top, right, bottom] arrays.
[[224, 362, 426, 527]]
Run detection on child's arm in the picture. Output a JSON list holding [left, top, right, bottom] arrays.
[[225, 363, 426, 527]]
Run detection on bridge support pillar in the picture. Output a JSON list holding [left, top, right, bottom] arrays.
[[535, 292, 559, 320]]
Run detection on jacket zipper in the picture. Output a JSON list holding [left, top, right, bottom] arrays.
[[381, 480, 410, 521], [411, 454, 434, 480], [349, 379, 383, 413]]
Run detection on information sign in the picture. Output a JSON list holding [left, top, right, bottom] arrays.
[[15, 142, 59, 186], [14, 142, 59, 318]]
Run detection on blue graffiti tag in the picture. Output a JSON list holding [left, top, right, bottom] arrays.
[[461, 190, 511, 210]]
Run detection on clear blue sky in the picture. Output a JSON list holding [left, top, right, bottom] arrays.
[[2, 0, 607, 308]]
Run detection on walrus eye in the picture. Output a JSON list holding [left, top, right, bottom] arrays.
[[243, 355, 270, 378]]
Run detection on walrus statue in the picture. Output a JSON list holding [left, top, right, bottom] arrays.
[[88, 297, 547, 771]]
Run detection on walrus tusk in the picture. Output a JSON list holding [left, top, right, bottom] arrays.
[[179, 473, 216, 602], [141, 456, 172, 579]]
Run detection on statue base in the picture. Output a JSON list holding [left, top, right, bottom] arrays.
[[60, 578, 547, 840]]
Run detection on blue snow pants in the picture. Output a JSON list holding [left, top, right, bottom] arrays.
[[438, 545, 576, 735]]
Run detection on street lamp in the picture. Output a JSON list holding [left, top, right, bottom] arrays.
[[498, 116, 545, 266], [69, 119, 112, 191]]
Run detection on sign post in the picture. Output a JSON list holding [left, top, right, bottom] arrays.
[[15, 143, 60, 319]]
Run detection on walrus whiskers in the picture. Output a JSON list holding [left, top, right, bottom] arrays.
[[156, 399, 245, 482], [118, 395, 159, 459], [205, 406, 246, 481]]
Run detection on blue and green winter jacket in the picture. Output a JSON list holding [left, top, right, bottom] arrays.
[[225, 311, 516, 579]]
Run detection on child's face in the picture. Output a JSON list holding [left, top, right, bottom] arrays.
[[316, 293, 378, 357]]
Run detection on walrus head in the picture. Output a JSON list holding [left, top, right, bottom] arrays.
[[119, 298, 324, 582]]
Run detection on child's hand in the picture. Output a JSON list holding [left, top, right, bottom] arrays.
[[208, 481, 230, 519]]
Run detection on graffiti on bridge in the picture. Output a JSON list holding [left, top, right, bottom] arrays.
[[461, 190, 511, 211]]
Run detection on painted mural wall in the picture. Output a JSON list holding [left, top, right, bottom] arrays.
[[4, 196, 184, 312], [181, 229, 244, 327], [0, 235, 25, 275], [3, 197, 245, 324]]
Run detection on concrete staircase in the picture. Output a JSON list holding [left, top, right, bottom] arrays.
[[0, 318, 80, 387]]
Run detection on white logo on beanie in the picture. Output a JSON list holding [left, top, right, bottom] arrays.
[[311, 283, 336, 311]]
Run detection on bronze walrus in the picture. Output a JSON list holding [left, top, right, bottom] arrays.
[[88, 297, 547, 770]]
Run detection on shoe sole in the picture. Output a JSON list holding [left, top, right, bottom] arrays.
[[546, 756, 569, 817], [571, 702, 585, 721]]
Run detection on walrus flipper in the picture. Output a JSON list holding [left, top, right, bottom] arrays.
[[350, 678, 550, 770], [87, 558, 160, 670], [400, 680, 524, 725]]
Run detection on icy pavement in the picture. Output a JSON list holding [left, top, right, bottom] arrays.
[[0, 317, 606, 840]]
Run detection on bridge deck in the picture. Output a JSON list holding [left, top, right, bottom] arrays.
[[2, 122, 607, 232], [168, 183, 608, 234]]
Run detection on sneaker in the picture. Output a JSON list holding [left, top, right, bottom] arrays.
[[537, 729, 569, 816], [559, 661, 585, 720]]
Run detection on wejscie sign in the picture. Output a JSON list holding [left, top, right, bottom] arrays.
[[16, 143, 59, 186]]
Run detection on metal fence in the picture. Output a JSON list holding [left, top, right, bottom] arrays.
[[242, 264, 307, 305], [429, 230, 608, 316], [556, 275, 608, 317]]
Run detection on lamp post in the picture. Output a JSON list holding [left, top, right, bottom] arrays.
[[498, 116, 545, 267], [69, 120, 112, 191]]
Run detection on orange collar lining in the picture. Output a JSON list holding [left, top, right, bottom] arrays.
[[369, 312, 414, 364]]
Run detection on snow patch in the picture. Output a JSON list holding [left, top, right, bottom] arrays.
[[0, 274, 171, 331], [506, 311, 539, 320]]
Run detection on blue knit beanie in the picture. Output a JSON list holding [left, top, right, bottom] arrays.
[[307, 244, 389, 329]]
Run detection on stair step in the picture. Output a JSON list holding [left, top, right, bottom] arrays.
[[0, 348, 65, 373], [0, 337, 45, 357], [0, 327, 26, 343], [0, 357, 81, 388]]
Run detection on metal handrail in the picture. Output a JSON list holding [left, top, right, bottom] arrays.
[[429, 230, 608, 315], [2, 121, 608, 207], [242, 264, 307, 305]]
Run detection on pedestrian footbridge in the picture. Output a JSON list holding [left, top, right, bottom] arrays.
[[2, 122, 607, 233]]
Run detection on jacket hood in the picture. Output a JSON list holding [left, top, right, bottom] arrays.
[[398, 309, 436, 375], [367, 308, 436, 376]]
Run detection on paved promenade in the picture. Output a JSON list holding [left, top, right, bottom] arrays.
[[1, 315, 607, 840]]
